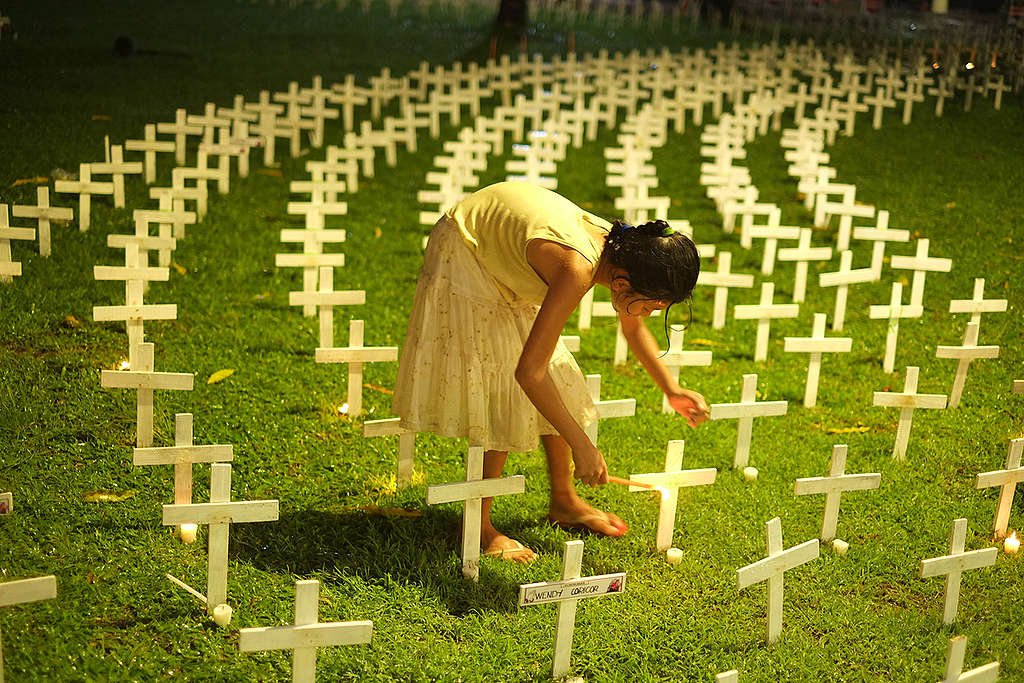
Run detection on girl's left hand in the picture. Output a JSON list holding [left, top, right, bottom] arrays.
[[667, 388, 709, 428]]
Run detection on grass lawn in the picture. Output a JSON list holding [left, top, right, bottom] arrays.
[[1, 1, 1022, 681]]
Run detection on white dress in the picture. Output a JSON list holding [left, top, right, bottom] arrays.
[[392, 183, 604, 453]]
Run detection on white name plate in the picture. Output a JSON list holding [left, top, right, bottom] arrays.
[[518, 573, 626, 606]]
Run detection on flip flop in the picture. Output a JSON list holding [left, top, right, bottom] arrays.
[[482, 537, 536, 562], [546, 511, 629, 537]]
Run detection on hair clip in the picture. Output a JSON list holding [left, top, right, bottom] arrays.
[[660, 225, 676, 237]]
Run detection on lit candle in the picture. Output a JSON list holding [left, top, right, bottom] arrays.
[[832, 539, 849, 555], [742, 466, 758, 482], [212, 603, 233, 627], [1004, 531, 1020, 554], [666, 548, 683, 565], [179, 523, 198, 544]]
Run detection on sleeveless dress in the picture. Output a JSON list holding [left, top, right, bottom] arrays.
[[392, 182, 609, 453]]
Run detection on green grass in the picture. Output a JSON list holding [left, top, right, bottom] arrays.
[[2, 1, 1023, 681]]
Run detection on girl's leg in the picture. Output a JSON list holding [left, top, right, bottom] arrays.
[[542, 434, 628, 537], [481, 449, 535, 562]]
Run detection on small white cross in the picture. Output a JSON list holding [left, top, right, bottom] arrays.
[[628, 440, 716, 551], [783, 313, 853, 408], [736, 517, 819, 644], [868, 282, 922, 373], [793, 445, 881, 542], [974, 438, 1023, 538], [162, 463, 280, 611], [239, 579, 372, 683], [709, 374, 787, 468], [873, 366, 947, 460], [918, 518, 997, 625], [426, 446, 525, 580]]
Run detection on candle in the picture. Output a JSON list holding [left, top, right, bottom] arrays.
[[212, 603, 233, 627], [179, 523, 198, 544], [1004, 531, 1019, 554], [742, 466, 758, 482], [832, 539, 849, 555], [666, 548, 683, 565]]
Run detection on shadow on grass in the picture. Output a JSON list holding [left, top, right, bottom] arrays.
[[231, 507, 561, 616]]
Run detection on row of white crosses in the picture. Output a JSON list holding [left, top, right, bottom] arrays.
[[9, 44, 1015, 683]]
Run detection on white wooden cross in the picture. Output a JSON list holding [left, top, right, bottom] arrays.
[[709, 374, 787, 469], [90, 145, 143, 208], [628, 440, 716, 551], [239, 579, 372, 683], [163, 463, 279, 612], [869, 282, 923, 373], [1, 575, 57, 683], [736, 517, 819, 644], [816, 197, 874, 252], [818, 250, 874, 331], [948, 278, 1007, 333], [93, 239, 173, 366], [156, 108, 203, 166], [938, 636, 999, 683], [144, 193, 197, 241], [11, 187, 73, 257], [851, 210, 909, 280], [935, 322, 999, 409], [288, 267, 365, 347], [364, 418, 415, 489], [776, 228, 832, 303], [890, 239, 953, 308], [733, 282, 799, 362], [863, 86, 897, 129], [0, 206, 34, 283], [584, 374, 636, 445], [873, 366, 947, 460], [659, 327, 712, 413], [134, 413, 234, 541], [741, 210, 800, 275], [1015, 380, 1024, 395], [974, 438, 1023, 539], [133, 206, 192, 266], [53, 163, 114, 231], [426, 446, 525, 580], [100, 342, 194, 448], [696, 252, 755, 329], [125, 123, 177, 184], [315, 320, 397, 418], [793, 445, 881, 542], [783, 313, 853, 408], [918, 517, 997, 625], [518, 540, 626, 680], [716, 670, 739, 683], [279, 225, 347, 317]]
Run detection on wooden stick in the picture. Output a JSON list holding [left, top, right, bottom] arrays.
[[166, 573, 208, 604], [607, 475, 653, 490]]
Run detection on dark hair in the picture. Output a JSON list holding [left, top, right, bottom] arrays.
[[603, 219, 700, 303], [602, 218, 700, 344]]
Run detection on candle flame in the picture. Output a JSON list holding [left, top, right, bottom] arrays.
[[118, 359, 131, 370], [338, 403, 349, 415], [654, 486, 669, 497]]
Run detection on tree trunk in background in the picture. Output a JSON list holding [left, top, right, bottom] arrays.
[[495, 0, 528, 31]]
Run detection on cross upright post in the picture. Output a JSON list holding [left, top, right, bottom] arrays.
[[426, 446, 525, 580]]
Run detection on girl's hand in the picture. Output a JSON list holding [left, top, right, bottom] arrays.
[[667, 388, 709, 428], [571, 441, 609, 487]]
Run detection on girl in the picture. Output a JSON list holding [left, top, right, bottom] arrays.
[[393, 181, 708, 563]]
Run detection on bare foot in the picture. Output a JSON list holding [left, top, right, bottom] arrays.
[[481, 527, 536, 564], [547, 498, 628, 537]]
